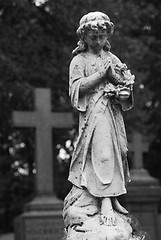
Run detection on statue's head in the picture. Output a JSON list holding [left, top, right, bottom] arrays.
[[73, 11, 114, 55], [77, 11, 114, 39]]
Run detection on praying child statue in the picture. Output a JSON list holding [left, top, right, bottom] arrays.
[[63, 11, 141, 240]]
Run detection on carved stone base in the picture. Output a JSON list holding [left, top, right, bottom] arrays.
[[63, 212, 151, 240], [63, 186, 149, 240], [64, 212, 132, 240]]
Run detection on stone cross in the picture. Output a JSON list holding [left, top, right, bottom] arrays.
[[128, 131, 149, 169], [12, 88, 74, 196]]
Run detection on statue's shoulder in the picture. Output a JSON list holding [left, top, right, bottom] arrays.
[[70, 52, 86, 68], [108, 51, 122, 65], [72, 52, 86, 61]]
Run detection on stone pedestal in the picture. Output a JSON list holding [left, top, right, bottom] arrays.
[[123, 169, 161, 240], [14, 196, 64, 240]]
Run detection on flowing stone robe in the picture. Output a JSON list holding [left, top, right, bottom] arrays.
[[68, 51, 133, 198]]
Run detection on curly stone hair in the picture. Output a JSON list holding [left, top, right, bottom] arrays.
[[72, 11, 114, 56]]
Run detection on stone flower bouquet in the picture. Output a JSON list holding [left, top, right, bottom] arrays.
[[104, 63, 135, 101]]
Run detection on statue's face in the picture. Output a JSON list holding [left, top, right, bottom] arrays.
[[84, 29, 107, 53]]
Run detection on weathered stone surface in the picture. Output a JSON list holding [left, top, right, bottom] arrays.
[[13, 88, 74, 196], [64, 10, 136, 240], [63, 10, 155, 240], [64, 213, 132, 240], [63, 186, 150, 240], [15, 209, 64, 240], [124, 172, 161, 240], [13, 88, 74, 240]]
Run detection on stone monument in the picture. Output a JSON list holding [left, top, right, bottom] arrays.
[[125, 132, 161, 240], [13, 88, 74, 240], [63, 11, 147, 240]]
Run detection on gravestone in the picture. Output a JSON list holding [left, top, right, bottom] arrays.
[[13, 88, 74, 240], [124, 131, 161, 240], [128, 131, 155, 183]]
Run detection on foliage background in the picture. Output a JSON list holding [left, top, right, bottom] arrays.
[[0, 0, 161, 232]]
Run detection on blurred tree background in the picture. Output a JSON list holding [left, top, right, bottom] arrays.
[[0, 0, 161, 233]]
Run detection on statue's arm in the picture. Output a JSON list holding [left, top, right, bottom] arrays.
[[108, 52, 135, 87], [107, 53, 126, 86], [79, 58, 114, 96], [79, 72, 104, 96]]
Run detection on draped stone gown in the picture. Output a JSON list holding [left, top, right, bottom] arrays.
[[68, 50, 133, 198]]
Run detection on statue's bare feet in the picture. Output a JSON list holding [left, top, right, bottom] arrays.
[[112, 198, 129, 214], [100, 197, 117, 226]]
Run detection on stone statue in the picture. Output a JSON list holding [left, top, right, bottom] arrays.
[[63, 11, 146, 240]]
